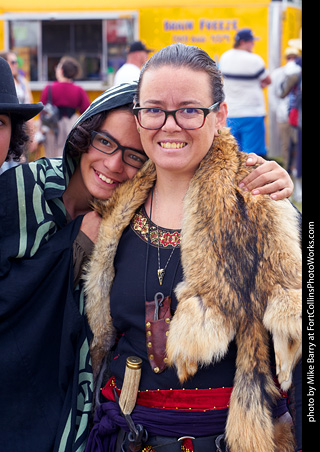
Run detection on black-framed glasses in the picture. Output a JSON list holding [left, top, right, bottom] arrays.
[[90, 131, 148, 169], [133, 102, 220, 130]]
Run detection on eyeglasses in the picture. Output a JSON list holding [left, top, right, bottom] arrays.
[[133, 102, 220, 130], [90, 131, 148, 169]]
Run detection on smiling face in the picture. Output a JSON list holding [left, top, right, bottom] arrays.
[[136, 65, 227, 179], [0, 114, 12, 167], [79, 109, 144, 200]]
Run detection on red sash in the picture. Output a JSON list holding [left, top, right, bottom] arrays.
[[102, 377, 233, 411]]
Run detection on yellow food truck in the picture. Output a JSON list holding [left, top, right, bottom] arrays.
[[0, 0, 301, 154]]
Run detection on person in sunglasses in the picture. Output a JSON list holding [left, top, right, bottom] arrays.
[[84, 44, 301, 452], [0, 51, 34, 104]]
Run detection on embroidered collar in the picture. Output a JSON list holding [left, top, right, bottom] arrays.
[[131, 206, 181, 249]]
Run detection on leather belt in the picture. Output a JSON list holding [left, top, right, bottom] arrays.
[[116, 431, 228, 452]]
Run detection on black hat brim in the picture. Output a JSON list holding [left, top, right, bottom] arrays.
[[0, 102, 44, 121]]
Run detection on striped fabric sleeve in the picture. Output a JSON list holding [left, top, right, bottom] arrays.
[[0, 158, 67, 275]]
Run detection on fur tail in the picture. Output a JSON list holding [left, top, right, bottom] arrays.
[[274, 417, 296, 452], [226, 319, 280, 452]]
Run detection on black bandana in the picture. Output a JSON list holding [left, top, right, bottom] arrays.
[[72, 82, 137, 129]]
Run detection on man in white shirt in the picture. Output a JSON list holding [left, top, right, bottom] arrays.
[[219, 29, 271, 156], [114, 41, 153, 86], [268, 47, 300, 170]]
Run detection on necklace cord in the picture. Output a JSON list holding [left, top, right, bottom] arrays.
[[143, 186, 154, 302], [155, 187, 176, 286], [144, 185, 181, 302]]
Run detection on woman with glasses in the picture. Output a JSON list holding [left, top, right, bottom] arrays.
[[1, 60, 295, 451], [85, 43, 302, 452]]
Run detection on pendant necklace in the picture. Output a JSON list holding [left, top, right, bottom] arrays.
[[153, 187, 176, 286], [143, 186, 181, 374]]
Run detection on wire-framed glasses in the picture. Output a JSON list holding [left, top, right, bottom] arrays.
[[90, 131, 148, 169], [133, 102, 220, 130]]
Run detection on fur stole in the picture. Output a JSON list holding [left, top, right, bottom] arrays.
[[84, 129, 301, 452]]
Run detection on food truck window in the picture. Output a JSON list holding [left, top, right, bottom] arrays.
[[8, 16, 135, 83], [8, 21, 39, 82]]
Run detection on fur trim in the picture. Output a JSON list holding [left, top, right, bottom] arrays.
[[274, 418, 296, 452], [84, 160, 156, 378], [85, 129, 301, 451]]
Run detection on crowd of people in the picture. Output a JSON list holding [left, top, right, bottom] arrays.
[[0, 30, 301, 452]]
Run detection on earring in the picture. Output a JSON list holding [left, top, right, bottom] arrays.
[[217, 129, 222, 135], [137, 127, 140, 133]]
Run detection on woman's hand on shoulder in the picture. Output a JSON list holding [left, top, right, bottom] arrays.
[[239, 153, 294, 200], [80, 211, 102, 244]]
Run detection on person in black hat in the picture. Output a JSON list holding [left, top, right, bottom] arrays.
[[114, 40, 153, 86], [0, 56, 43, 169], [219, 28, 271, 157]]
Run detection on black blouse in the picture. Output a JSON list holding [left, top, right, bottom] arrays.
[[111, 206, 251, 391]]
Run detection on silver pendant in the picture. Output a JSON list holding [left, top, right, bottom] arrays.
[[157, 268, 165, 285]]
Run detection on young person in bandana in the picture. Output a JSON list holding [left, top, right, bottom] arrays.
[[0, 80, 146, 452], [84, 44, 301, 452], [0, 53, 295, 452]]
